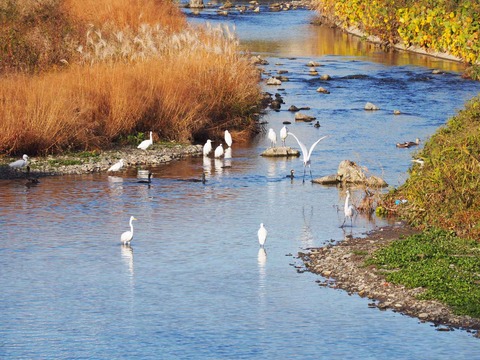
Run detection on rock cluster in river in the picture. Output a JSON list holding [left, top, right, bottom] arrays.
[[298, 225, 480, 336]]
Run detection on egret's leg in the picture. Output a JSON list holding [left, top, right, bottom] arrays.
[[302, 167, 306, 183]]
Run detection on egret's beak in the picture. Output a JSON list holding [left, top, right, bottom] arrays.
[[133, 217, 138, 221]]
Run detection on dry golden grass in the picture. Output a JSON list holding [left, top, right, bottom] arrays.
[[0, 35, 260, 154], [0, 0, 262, 155], [64, 0, 186, 32]]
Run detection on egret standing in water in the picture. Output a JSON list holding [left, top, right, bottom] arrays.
[[9, 154, 29, 169], [203, 139, 213, 157], [137, 131, 153, 150], [268, 128, 277, 148], [121, 216, 137, 245], [257, 223, 267, 247], [288, 132, 328, 183], [214, 143, 224, 158], [341, 190, 355, 228], [280, 126, 288, 147], [108, 159, 124, 172], [224, 130, 232, 148]]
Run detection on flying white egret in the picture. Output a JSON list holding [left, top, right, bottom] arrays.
[[9, 154, 29, 169], [341, 189, 355, 228], [108, 159, 124, 172], [203, 139, 213, 157], [121, 216, 137, 245], [288, 132, 328, 183], [257, 223, 267, 247], [214, 144, 224, 158], [280, 126, 288, 147], [224, 130, 232, 148], [137, 131, 153, 150], [268, 128, 277, 148]]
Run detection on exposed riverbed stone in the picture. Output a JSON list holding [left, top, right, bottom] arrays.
[[260, 147, 300, 157], [298, 225, 480, 336], [312, 160, 388, 187], [365, 102, 380, 110], [295, 112, 316, 122]]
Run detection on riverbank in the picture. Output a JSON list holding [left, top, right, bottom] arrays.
[[311, 0, 480, 79], [0, 144, 202, 179], [299, 224, 480, 337]]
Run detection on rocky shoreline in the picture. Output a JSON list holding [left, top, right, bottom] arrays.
[[298, 223, 480, 337], [0, 144, 202, 179]]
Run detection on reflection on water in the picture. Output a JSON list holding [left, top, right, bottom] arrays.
[[121, 244, 134, 277], [300, 205, 315, 248]]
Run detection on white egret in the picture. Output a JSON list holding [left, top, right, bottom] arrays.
[[214, 144, 224, 158], [203, 139, 213, 157], [257, 223, 267, 247], [137, 131, 153, 150], [280, 126, 288, 147], [224, 130, 233, 148], [121, 216, 137, 245], [108, 159, 124, 172], [9, 154, 29, 169], [341, 190, 355, 228], [411, 158, 425, 167], [268, 128, 277, 148], [288, 132, 328, 183]]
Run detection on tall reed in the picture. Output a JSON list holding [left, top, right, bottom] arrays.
[[0, 0, 262, 155]]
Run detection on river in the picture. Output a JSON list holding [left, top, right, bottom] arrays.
[[1, 2, 480, 359]]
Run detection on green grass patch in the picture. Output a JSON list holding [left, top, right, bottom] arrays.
[[48, 159, 83, 166], [366, 228, 480, 318]]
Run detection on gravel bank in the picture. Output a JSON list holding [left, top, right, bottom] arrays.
[[299, 224, 480, 337], [0, 144, 202, 179]]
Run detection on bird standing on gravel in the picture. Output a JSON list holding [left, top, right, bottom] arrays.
[[108, 159, 124, 172], [9, 154, 29, 169], [137, 131, 153, 150]]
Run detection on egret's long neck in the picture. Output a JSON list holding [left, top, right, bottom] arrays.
[[130, 219, 134, 234], [345, 193, 350, 211], [150, 132, 153, 141]]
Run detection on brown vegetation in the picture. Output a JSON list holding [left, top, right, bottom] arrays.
[[0, 0, 262, 155]]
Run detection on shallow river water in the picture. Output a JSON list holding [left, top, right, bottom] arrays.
[[2, 3, 480, 359]]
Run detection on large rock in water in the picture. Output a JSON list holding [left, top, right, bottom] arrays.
[[260, 147, 300, 157], [188, 0, 204, 8], [312, 160, 388, 187]]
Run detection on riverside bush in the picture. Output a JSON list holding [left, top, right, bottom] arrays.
[[312, 0, 480, 70], [383, 95, 480, 240]]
